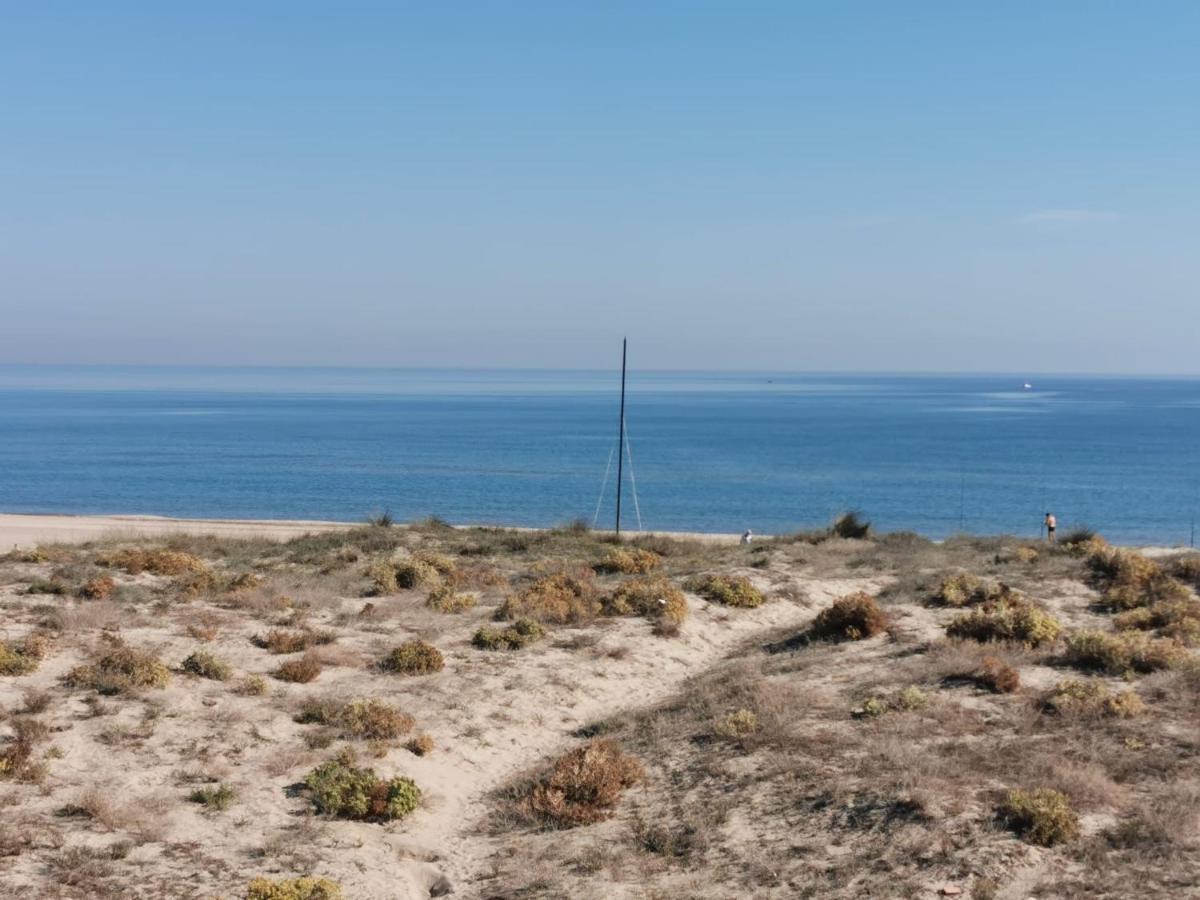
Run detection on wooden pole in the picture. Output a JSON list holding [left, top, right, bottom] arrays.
[[615, 338, 627, 539]]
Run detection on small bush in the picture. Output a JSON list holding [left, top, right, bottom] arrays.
[[426, 584, 477, 613], [526, 739, 644, 828], [226, 572, 262, 593], [255, 629, 332, 654], [830, 511, 871, 539], [338, 699, 415, 740], [1088, 546, 1188, 611], [472, 619, 545, 651], [97, 548, 207, 576], [0, 634, 50, 676], [364, 560, 399, 596], [274, 652, 323, 683], [604, 576, 688, 627], [181, 649, 232, 681], [1064, 630, 1184, 676], [64, 639, 171, 694], [975, 655, 1020, 693], [1167, 554, 1200, 589], [234, 675, 269, 696], [1043, 679, 1144, 718], [0, 717, 50, 782], [188, 782, 235, 811], [858, 686, 928, 718], [999, 788, 1080, 846], [380, 640, 444, 675], [688, 574, 765, 609], [713, 708, 760, 739], [1113, 598, 1200, 645], [945, 598, 1062, 648], [245, 876, 343, 900], [78, 575, 116, 601], [499, 572, 600, 624], [406, 734, 435, 756], [24, 578, 69, 596], [929, 574, 1019, 608], [811, 592, 888, 641], [594, 548, 661, 575], [304, 752, 421, 821]]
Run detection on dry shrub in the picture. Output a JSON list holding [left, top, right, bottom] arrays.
[[97, 547, 207, 576], [687, 574, 765, 609], [188, 782, 235, 811], [412, 549, 457, 577], [380, 640, 444, 675], [526, 739, 644, 828], [0, 717, 49, 782], [274, 652, 323, 683], [859, 685, 928, 718], [1064, 630, 1184, 676], [175, 567, 221, 598], [594, 547, 661, 575], [975, 655, 1020, 693], [246, 876, 343, 899], [810, 592, 887, 641], [364, 560, 399, 596], [0, 633, 51, 676], [234, 675, 269, 696], [406, 734, 435, 756], [1167, 554, 1200, 589], [999, 788, 1080, 846], [78, 575, 116, 601], [304, 750, 421, 821], [945, 598, 1062, 647], [929, 573, 1019, 608], [225, 572, 263, 593], [604, 576, 688, 627], [473, 619, 545, 651], [184, 612, 222, 642], [1114, 598, 1200, 645], [255, 629, 333, 654], [1043, 679, 1144, 718], [1089, 546, 1189, 610], [426, 584, 477, 613], [499, 572, 600, 624], [713, 708, 760, 739], [995, 545, 1040, 564], [181, 649, 232, 681], [831, 511, 871, 539], [64, 638, 170, 694], [313, 698, 414, 740]]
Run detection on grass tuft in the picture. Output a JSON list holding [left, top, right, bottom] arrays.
[[181, 649, 232, 681]]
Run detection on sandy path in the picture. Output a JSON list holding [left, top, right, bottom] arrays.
[[0, 513, 745, 551]]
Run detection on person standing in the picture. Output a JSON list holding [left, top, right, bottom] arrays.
[[1044, 512, 1057, 544], [741, 529, 753, 545]]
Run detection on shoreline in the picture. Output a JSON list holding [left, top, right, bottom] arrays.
[[0, 511, 1193, 553], [0, 512, 746, 549]]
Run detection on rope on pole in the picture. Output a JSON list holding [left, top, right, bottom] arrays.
[[623, 415, 643, 532], [591, 443, 616, 528]]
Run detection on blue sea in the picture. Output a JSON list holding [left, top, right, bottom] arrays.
[[1, 366, 1198, 545]]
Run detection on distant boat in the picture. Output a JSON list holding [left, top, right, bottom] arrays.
[[1023, 383, 1033, 390]]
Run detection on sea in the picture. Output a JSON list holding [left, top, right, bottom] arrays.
[[1, 366, 1198, 546]]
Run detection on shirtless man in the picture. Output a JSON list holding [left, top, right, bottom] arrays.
[[1044, 512, 1057, 544]]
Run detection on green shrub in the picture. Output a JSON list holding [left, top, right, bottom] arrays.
[[999, 788, 1080, 846], [811, 592, 887, 641], [64, 639, 171, 694], [604, 576, 688, 626], [945, 599, 1062, 647], [526, 739, 644, 828], [688, 574, 765, 609], [472, 619, 545, 650], [1064, 630, 1183, 676], [245, 876, 343, 899], [380, 640, 444, 675], [1043, 679, 1144, 718], [304, 752, 421, 821], [499, 572, 600, 624], [188, 782, 235, 811], [181, 649, 232, 681], [594, 548, 661, 575], [426, 584, 477, 613]]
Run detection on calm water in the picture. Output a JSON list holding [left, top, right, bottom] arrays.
[[1, 366, 1198, 545]]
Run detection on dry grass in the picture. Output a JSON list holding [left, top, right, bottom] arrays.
[[79, 574, 117, 601], [999, 788, 1080, 846], [96, 547, 208, 576], [1042, 679, 1144, 718], [298, 697, 415, 740], [1064, 629, 1184, 675], [945, 597, 1063, 647], [254, 628, 334, 654], [687, 574, 765, 608], [245, 876, 343, 899], [426, 583, 477, 613], [181, 648, 232, 680], [473, 619, 545, 651], [594, 547, 661, 575], [0, 632, 51, 676], [603, 575, 688, 628]]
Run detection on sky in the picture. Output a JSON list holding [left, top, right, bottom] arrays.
[[1, 2, 1198, 373]]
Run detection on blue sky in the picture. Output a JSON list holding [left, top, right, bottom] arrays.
[[2, 2, 1198, 372]]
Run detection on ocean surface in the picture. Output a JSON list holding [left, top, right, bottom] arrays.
[[1, 366, 1198, 545]]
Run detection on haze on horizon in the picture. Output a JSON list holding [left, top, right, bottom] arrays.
[[2, 3, 1198, 374]]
